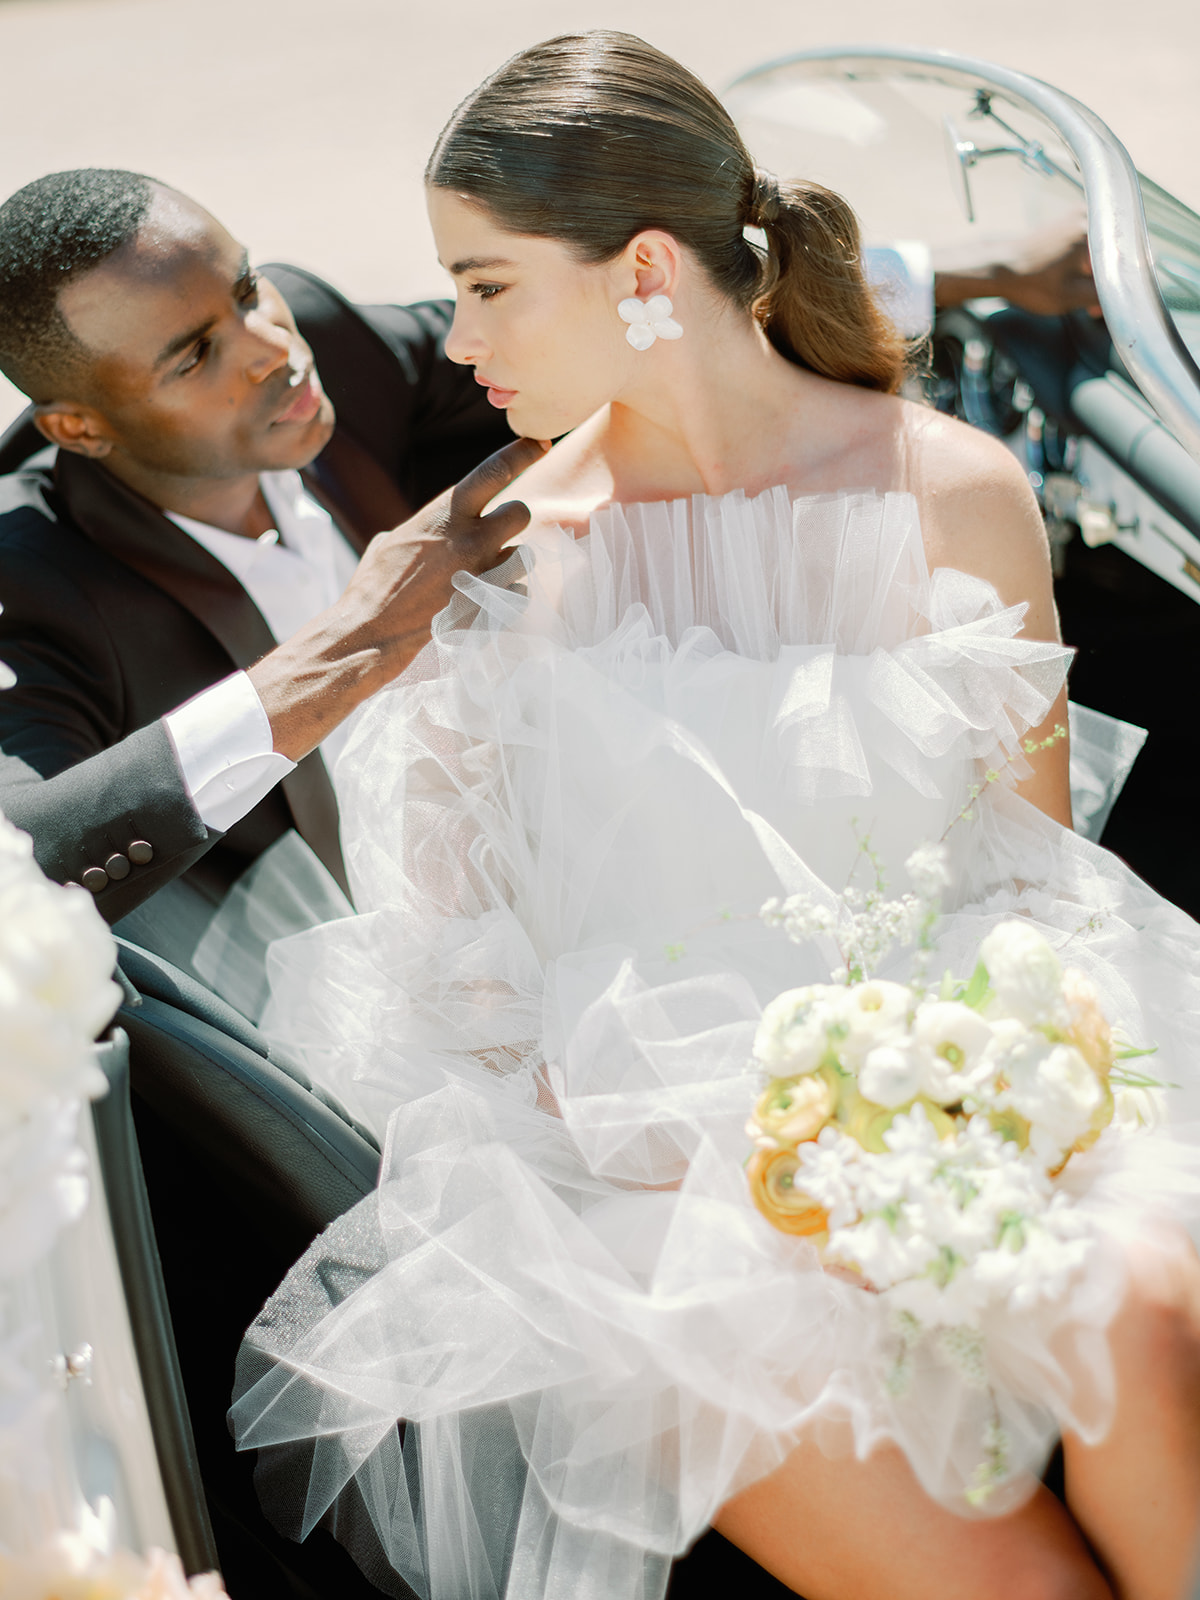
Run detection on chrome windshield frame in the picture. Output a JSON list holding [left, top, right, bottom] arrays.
[[726, 46, 1200, 466]]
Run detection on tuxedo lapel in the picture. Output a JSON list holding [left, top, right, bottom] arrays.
[[55, 449, 277, 665], [54, 451, 349, 899], [302, 424, 413, 553]]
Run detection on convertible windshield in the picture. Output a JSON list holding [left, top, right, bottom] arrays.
[[725, 51, 1200, 444]]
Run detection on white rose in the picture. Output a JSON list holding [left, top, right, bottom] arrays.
[[859, 1041, 928, 1109], [1003, 1038, 1102, 1154], [913, 1001, 995, 1104], [1113, 1084, 1168, 1132], [754, 986, 840, 1074], [978, 920, 1063, 1026]]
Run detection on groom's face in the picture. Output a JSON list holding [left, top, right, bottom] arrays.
[[51, 186, 334, 481]]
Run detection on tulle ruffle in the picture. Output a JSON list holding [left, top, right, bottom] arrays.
[[231, 488, 1200, 1600]]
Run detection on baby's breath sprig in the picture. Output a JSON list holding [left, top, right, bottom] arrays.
[[942, 723, 1067, 838]]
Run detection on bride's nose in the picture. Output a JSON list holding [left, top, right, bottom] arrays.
[[445, 304, 489, 367]]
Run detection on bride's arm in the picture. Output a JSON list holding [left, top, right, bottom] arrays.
[[910, 412, 1074, 829]]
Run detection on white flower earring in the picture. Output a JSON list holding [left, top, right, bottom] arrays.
[[617, 294, 683, 351]]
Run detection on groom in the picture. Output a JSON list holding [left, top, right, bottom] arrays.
[[0, 168, 529, 965]]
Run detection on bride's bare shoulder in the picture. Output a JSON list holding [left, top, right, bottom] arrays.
[[897, 401, 1053, 615]]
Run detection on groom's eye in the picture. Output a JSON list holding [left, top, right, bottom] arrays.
[[177, 337, 212, 376]]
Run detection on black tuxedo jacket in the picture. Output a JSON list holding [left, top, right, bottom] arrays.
[[0, 265, 511, 933]]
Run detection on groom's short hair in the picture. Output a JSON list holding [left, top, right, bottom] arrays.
[[0, 168, 156, 402]]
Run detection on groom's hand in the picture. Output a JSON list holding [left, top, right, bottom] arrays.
[[248, 436, 547, 762]]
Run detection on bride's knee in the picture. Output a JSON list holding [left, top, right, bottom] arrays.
[[1115, 1228, 1200, 1390], [1000, 1556, 1112, 1600], [1012, 1557, 1113, 1600]]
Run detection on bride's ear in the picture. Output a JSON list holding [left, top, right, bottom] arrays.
[[621, 231, 683, 302]]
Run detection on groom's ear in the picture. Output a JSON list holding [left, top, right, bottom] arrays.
[[622, 231, 683, 302], [34, 400, 116, 459]]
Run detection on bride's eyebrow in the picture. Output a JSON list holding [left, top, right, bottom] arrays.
[[446, 255, 516, 276]]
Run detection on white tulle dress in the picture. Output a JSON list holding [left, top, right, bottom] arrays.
[[229, 488, 1200, 1600]]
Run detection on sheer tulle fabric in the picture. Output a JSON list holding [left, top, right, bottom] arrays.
[[231, 489, 1200, 1600]]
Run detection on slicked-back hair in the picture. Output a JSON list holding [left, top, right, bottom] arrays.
[[0, 168, 156, 402], [427, 32, 906, 393]]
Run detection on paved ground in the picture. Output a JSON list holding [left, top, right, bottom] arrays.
[[1, 0, 1197, 428]]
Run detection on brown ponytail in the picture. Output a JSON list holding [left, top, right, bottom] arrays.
[[428, 31, 907, 394], [749, 177, 907, 393]]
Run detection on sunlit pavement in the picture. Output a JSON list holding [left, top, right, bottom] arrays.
[[0, 0, 1197, 428]]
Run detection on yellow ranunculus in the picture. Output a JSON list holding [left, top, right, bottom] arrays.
[[751, 1073, 835, 1146], [746, 1147, 829, 1237], [838, 1090, 956, 1152], [988, 1105, 1031, 1148], [837, 1090, 897, 1153], [915, 1097, 959, 1140]]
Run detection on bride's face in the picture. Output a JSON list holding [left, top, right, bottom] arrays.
[[428, 188, 639, 440]]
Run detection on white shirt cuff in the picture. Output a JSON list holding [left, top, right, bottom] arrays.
[[164, 671, 296, 834], [864, 241, 935, 341]]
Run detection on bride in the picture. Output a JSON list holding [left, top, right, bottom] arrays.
[[231, 31, 1200, 1600]]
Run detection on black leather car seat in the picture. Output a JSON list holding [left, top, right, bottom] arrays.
[[113, 939, 397, 1600]]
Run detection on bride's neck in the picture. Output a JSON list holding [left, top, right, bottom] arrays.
[[598, 308, 816, 501]]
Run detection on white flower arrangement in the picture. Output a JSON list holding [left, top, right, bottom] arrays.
[[0, 811, 223, 1593], [747, 822, 1164, 1503], [0, 1536, 229, 1599], [0, 814, 119, 1278]]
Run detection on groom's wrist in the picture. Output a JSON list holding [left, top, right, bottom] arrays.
[[246, 599, 425, 763]]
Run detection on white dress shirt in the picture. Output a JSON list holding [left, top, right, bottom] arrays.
[[162, 471, 359, 834], [863, 241, 934, 341]]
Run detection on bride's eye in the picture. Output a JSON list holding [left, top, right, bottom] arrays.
[[470, 282, 507, 302]]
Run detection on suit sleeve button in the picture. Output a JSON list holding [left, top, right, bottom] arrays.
[[128, 840, 154, 865], [81, 866, 109, 893], [104, 852, 131, 881]]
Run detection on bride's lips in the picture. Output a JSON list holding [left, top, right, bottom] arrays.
[[272, 369, 324, 426], [475, 373, 518, 409]]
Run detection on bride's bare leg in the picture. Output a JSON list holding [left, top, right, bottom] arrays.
[[713, 1437, 1111, 1600], [1063, 1230, 1200, 1600]]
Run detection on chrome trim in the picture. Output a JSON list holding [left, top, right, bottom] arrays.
[[726, 46, 1200, 466]]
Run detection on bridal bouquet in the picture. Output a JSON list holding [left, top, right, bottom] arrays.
[[746, 833, 1163, 1483]]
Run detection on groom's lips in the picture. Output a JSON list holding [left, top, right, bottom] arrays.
[[271, 366, 325, 427], [475, 373, 518, 409]]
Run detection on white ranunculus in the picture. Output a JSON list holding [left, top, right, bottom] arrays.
[[978, 920, 1064, 1026], [1003, 1038, 1102, 1155], [753, 985, 841, 1074], [914, 1001, 995, 1104], [860, 1040, 929, 1109], [840, 980, 912, 1066]]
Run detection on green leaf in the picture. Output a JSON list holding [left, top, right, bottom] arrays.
[[1113, 1043, 1159, 1061], [1109, 1066, 1176, 1090], [962, 959, 991, 1010]]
